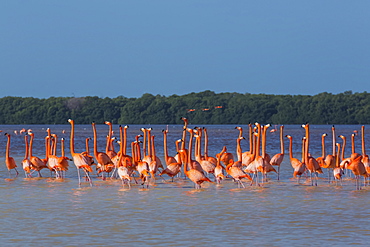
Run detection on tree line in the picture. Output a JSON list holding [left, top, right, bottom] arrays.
[[0, 90, 369, 125]]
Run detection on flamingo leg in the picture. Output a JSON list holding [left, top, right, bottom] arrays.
[[158, 174, 166, 182], [83, 169, 93, 187], [127, 179, 131, 189], [256, 172, 261, 186], [111, 168, 117, 178], [239, 180, 245, 188], [77, 168, 81, 186]]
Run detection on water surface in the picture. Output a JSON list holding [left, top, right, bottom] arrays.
[[0, 124, 369, 246]]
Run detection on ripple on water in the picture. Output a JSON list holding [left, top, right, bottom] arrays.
[[0, 124, 370, 245]]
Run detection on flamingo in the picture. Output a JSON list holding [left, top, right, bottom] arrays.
[[122, 126, 130, 155], [215, 126, 233, 167], [47, 135, 60, 178], [295, 138, 307, 184], [350, 133, 361, 161], [347, 155, 368, 190], [220, 145, 234, 167], [159, 139, 183, 182], [214, 146, 226, 184], [261, 124, 272, 164], [324, 126, 336, 182], [141, 127, 149, 160], [333, 143, 344, 185], [133, 141, 150, 188], [117, 156, 132, 188], [57, 137, 70, 177], [344, 126, 369, 189], [162, 129, 177, 165], [176, 128, 203, 175], [121, 125, 132, 165], [148, 135, 160, 179], [302, 124, 323, 186], [226, 159, 252, 188], [50, 134, 70, 178], [193, 127, 204, 159], [338, 135, 351, 172], [235, 126, 243, 138], [316, 133, 328, 168], [115, 127, 131, 188], [270, 125, 278, 133], [111, 125, 132, 178], [286, 135, 306, 184], [81, 137, 95, 168], [174, 139, 183, 159], [242, 124, 255, 167], [104, 121, 117, 159], [226, 137, 252, 188], [28, 132, 49, 177], [4, 133, 19, 177], [286, 135, 303, 170], [142, 128, 164, 172], [68, 119, 93, 186], [231, 136, 246, 168], [173, 117, 189, 168], [360, 126, 370, 176], [184, 128, 212, 189], [122, 127, 133, 165], [92, 122, 114, 179], [180, 117, 189, 151], [259, 124, 277, 182], [21, 134, 33, 178], [194, 130, 215, 176], [203, 127, 217, 165], [245, 123, 264, 186], [270, 125, 285, 180]]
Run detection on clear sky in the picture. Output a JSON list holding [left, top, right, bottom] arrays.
[[1, 1, 370, 99]]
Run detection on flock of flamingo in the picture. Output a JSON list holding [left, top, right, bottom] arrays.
[[3, 117, 370, 190]]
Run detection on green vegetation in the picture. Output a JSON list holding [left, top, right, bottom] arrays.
[[0, 90, 369, 124]]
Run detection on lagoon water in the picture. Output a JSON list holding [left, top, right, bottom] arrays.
[[0, 124, 369, 246]]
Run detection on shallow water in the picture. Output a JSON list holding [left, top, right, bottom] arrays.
[[0, 124, 369, 246]]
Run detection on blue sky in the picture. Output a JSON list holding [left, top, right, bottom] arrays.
[[1, 1, 370, 99]]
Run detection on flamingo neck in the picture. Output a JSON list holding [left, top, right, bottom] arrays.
[[61, 139, 66, 157], [237, 138, 242, 162], [332, 127, 336, 156], [163, 131, 169, 164], [123, 127, 128, 156], [24, 135, 29, 159], [288, 137, 294, 160], [341, 137, 346, 160], [362, 126, 366, 156], [6, 134, 10, 158], [92, 123, 99, 158], [29, 134, 34, 157], [69, 122, 75, 155], [321, 135, 326, 158], [280, 126, 284, 154]]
